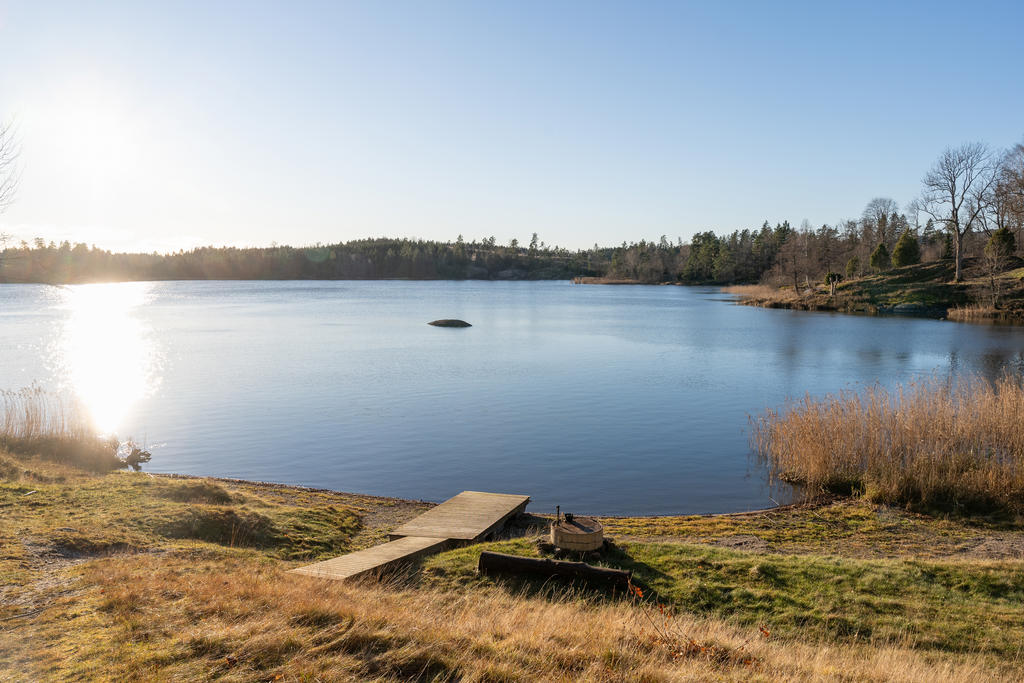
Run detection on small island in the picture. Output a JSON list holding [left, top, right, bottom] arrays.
[[428, 319, 472, 327]]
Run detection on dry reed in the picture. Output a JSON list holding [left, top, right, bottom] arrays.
[[947, 304, 1000, 322], [721, 284, 803, 303], [754, 374, 1024, 513], [0, 385, 122, 471]]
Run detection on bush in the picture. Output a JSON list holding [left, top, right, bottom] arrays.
[[869, 243, 891, 272], [823, 271, 842, 295], [891, 230, 921, 267], [985, 227, 1016, 261], [845, 256, 860, 278]]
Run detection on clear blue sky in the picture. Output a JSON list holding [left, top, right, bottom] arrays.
[[1, 0, 1021, 252]]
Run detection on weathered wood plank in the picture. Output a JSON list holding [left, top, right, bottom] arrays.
[[291, 490, 530, 582], [289, 536, 447, 581], [390, 491, 530, 541]]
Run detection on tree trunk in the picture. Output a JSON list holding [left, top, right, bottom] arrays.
[[954, 233, 963, 282]]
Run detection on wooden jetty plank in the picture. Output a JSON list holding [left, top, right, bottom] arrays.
[[290, 536, 447, 581], [390, 490, 530, 541], [291, 490, 530, 582]]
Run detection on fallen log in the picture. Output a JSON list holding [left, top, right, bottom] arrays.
[[478, 551, 631, 587]]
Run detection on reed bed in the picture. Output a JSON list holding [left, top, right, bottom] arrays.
[[721, 284, 804, 303], [947, 304, 1000, 321], [0, 385, 122, 472], [754, 374, 1024, 513]]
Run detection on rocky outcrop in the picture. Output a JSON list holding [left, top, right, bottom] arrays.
[[428, 319, 472, 327]]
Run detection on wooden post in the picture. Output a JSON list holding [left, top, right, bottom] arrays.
[[478, 551, 631, 587]]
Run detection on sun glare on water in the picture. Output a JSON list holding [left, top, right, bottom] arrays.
[[57, 283, 160, 435]]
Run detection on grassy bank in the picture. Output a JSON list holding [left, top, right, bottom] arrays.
[[725, 258, 1024, 322], [3, 450, 1023, 680]]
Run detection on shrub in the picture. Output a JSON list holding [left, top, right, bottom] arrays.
[[891, 230, 921, 267], [869, 243, 891, 272], [845, 256, 860, 278], [985, 227, 1016, 261], [823, 271, 842, 295]]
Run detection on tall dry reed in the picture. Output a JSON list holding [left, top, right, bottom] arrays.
[[0, 385, 122, 471], [722, 284, 796, 299], [754, 374, 1024, 513], [947, 304, 1000, 322]]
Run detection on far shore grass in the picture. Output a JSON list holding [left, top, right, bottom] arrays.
[[722, 257, 1024, 322]]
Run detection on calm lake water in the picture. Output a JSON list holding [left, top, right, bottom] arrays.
[[3, 280, 1024, 515]]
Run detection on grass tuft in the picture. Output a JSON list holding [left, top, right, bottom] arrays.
[[155, 480, 234, 505], [156, 505, 278, 547]]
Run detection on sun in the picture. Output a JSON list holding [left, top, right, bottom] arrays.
[[39, 75, 145, 193]]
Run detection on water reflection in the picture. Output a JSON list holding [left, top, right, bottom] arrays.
[[55, 283, 160, 434]]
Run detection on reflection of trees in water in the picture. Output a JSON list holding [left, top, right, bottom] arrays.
[[947, 348, 1024, 381], [977, 351, 1024, 379]]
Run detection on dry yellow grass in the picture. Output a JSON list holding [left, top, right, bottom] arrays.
[[946, 304, 1003, 322], [721, 285, 804, 303], [3, 552, 1016, 682], [754, 374, 1024, 513]]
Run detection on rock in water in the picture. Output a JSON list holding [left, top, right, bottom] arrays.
[[428, 319, 472, 327]]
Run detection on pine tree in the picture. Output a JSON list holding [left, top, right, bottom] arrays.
[[846, 255, 860, 278], [870, 242, 891, 272], [891, 229, 921, 267]]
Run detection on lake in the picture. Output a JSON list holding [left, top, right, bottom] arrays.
[[2, 280, 1024, 515]]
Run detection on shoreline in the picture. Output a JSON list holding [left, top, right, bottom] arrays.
[[731, 293, 1024, 324], [152, 471, 799, 520]]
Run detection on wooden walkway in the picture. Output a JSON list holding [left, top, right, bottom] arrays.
[[290, 490, 530, 582]]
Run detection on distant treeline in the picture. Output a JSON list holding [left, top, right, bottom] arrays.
[[2, 140, 1021, 286], [0, 236, 599, 283]]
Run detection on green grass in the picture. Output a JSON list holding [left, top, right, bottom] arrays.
[[421, 537, 1024, 656], [599, 499, 1024, 558], [0, 464, 363, 595]]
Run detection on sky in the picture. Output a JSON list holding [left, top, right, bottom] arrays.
[[0, 1, 1022, 253]]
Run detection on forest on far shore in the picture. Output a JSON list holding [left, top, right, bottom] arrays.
[[2, 139, 1021, 288]]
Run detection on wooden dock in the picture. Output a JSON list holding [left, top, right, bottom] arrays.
[[290, 490, 530, 582]]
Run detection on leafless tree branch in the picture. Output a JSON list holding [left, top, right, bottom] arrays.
[[0, 119, 21, 214]]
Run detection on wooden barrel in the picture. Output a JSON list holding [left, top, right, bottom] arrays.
[[550, 515, 603, 551]]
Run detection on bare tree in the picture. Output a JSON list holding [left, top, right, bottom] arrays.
[[0, 120, 19, 215], [917, 142, 998, 282], [861, 197, 899, 246], [992, 142, 1024, 246], [0, 120, 20, 271]]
